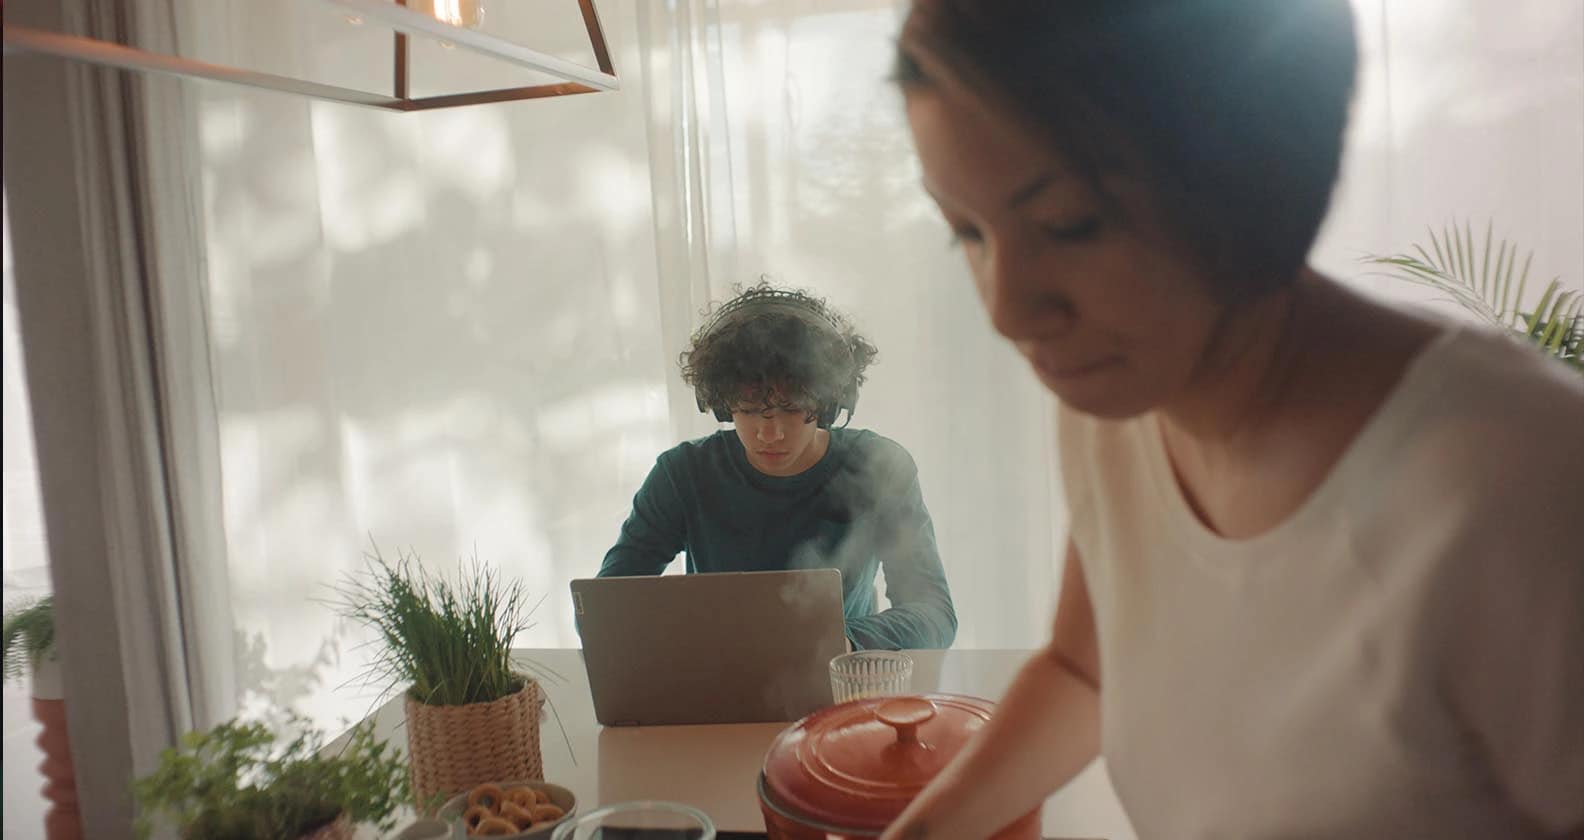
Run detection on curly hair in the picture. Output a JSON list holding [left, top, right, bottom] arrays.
[[680, 283, 879, 423]]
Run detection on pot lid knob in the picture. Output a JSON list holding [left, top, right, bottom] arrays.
[[875, 696, 937, 746]]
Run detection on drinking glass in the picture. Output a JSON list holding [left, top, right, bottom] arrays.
[[829, 651, 913, 703]]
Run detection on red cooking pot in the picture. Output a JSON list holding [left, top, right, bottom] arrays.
[[758, 693, 1040, 839]]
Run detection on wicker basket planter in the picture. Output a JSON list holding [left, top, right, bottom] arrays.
[[405, 675, 544, 810]]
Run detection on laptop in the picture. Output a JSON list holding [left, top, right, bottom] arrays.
[[571, 569, 847, 726]]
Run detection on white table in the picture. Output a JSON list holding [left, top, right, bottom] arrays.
[[352, 649, 1135, 839]]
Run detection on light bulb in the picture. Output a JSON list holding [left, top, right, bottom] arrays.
[[409, 0, 484, 30]]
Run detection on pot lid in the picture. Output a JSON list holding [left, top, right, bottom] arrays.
[[761, 693, 993, 832]]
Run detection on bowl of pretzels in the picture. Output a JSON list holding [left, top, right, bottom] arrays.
[[437, 780, 576, 837]]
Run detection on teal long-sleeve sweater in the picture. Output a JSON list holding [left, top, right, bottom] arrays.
[[598, 428, 956, 650]]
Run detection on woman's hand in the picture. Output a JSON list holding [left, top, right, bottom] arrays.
[[879, 543, 1103, 840]]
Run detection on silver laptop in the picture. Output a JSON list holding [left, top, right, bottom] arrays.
[[570, 569, 846, 726]]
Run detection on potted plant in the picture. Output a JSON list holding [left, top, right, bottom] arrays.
[[3, 596, 80, 840], [132, 715, 410, 840], [333, 546, 548, 810], [1363, 220, 1583, 372]]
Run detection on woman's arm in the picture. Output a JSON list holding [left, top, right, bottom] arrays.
[[880, 540, 1101, 840]]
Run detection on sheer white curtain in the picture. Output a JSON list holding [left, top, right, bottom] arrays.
[[640, 0, 1066, 646], [193, 1, 677, 728], [195, 0, 1581, 737], [197, 0, 1062, 735]]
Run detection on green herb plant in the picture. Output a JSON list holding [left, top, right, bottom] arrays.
[[332, 544, 554, 707], [133, 716, 410, 839]]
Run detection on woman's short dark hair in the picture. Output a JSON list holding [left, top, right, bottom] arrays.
[[681, 283, 878, 421], [898, 0, 1358, 301]]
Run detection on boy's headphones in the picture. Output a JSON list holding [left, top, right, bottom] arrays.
[[693, 291, 860, 429]]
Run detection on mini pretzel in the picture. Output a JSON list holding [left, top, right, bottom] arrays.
[[462, 805, 493, 831], [499, 800, 534, 829], [467, 782, 505, 811], [474, 816, 517, 836], [531, 803, 566, 823], [505, 786, 539, 810]]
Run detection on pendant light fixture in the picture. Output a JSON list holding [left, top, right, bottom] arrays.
[[2, 0, 617, 111]]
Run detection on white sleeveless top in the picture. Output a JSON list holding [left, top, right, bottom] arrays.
[[1057, 324, 1584, 839]]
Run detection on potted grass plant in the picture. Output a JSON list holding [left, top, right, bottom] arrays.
[[132, 716, 409, 840], [3, 596, 80, 840], [333, 545, 549, 810], [1363, 220, 1583, 372]]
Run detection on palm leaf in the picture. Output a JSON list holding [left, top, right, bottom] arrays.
[[1526, 289, 1584, 364], [1362, 220, 1583, 371]]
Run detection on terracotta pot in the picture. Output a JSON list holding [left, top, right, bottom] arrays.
[[759, 694, 1039, 839], [404, 676, 544, 811], [32, 657, 82, 840]]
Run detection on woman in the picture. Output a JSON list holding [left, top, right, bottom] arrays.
[[882, 1, 1584, 838]]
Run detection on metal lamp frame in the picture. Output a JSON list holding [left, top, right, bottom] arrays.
[[1, 0, 617, 111]]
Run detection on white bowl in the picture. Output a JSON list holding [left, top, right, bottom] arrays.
[[437, 780, 577, 838], [391, 819, 452, 840]]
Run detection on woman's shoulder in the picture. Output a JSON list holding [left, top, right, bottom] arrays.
[[1444, 322, 1583, 398], [1395, 323, 1584, 463], [1303, 289, 1582, 487], [1354, 321, 1584, 550]]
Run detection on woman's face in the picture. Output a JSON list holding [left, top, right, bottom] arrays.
[[904, 63, 1229, 419]]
